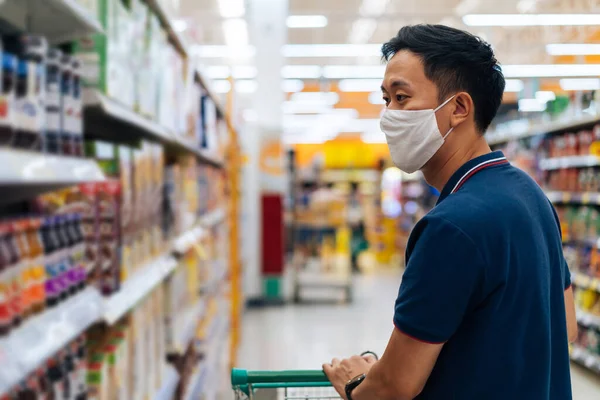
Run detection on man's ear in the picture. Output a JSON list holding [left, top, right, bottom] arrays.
[[451, 92, 472, 127]]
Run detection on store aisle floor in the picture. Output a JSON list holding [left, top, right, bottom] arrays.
[[238, 272, 600, 399]]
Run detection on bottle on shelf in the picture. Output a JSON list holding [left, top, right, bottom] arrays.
[[45, 48, 62, 155], [26, 217, 46, 315], [60, 53, 73, 156], [12, 219, 33, 320], [41, 217, 61, 308], [6, 222, 23, 328], [0, 40, 17, 147], [0, 223, 13, 336], [71, 57, 83, 157]]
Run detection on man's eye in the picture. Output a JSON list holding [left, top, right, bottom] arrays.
[[383, 97, 390, 106], [396, 95, 407, 102]]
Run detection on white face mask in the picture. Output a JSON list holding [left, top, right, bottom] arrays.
[[380, 95, 456, 174]]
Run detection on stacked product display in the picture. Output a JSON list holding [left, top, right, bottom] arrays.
[[490, 106, 600, 374], [0, 0, 241, 399]]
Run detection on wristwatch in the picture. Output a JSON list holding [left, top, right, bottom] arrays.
[[345, 373, 366, 400]]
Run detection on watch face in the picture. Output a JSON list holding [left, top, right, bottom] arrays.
[[348, 374, 366, 385]]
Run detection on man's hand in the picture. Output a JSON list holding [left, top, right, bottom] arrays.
[[323, 355, 377, 399]]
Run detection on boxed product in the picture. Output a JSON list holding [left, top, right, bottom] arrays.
[[97, 180, 122, 295]]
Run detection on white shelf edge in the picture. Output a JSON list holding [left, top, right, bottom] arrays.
[[539, 155, 600, 171], [200, 208, 227, 228], [153, 365, 180, 400], [171, 299, 207, 354], [103, 255, 178, 325], [49, 0, 104, 43], [182, 361, 208, 400], [576, 309, 600, 329], [0, 287, 103, 395], [488, 114, 600, 146], [172, 225, 207, 256], [0, 149, 106, 184], [571, 271, 600, 293]]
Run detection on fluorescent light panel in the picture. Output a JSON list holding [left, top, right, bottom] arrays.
[[282, 79, 305, 93], [281, 65, 322, 79], [218, 0, 245, 18], [369, 91, 386, 105], [349, 18, 377, 44], [518, 98, 547, 112], [283, 44, 381, 58], [223, 19, 248, 48], [546, 43, 600, 56], [535, 91, 556, 103], [204, 66, 257, 79], [359, 0, 390, 17], [559, 78, 600, 91], [463, 14, 600, 27], [502, 64, 600, 78], [192, 45, 256, 58], [339, 79, 382, 92], [287, 15, 328, 28], [290, 92, 340, 105], [323, 65, 385, 79], [504, 79, 524, 92]]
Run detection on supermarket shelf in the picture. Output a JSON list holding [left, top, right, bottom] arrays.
[[577, 309, 600, 330], [0, 149, 105, 184], [571, 345, 600, 374], [84, 90, 223, 168], [487, 114, 600, 146], [183, 361, 209, 400], [539, 155, 600, 171], [572, 271, 600, 293], [171, 299, 207, 354], [200, 208, 227, 228], [103, 255, 178, 325], [0, 0, 103, 44], [172, 226, 207, 256], [546, 191, 600, 205], [145, 0, 189, 57], [0, 287, 103, 395], [153, 365, 180, 400]]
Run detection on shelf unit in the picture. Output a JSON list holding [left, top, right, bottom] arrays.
[[539, 155, 600, 171], [0, 288, 103, 395], [577, 309, 600, 330], [546, 191, 600, 206], [0, 0, 103, 44], [571, 346, 600, 374], [0, 0, 241, 396], [487, 114, 600, 146]]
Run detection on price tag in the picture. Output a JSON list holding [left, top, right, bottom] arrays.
[[562, 192, 572, 203]]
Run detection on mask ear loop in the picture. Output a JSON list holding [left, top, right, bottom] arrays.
[[434, 94, 456, 112], [436, 94, 457, 140]]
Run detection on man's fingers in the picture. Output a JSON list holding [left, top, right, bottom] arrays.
[[362, 354, 378, 364], [331, 357, 341, 367], [322, 363, 333, 376]]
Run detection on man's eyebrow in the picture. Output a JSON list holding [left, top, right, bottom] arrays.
[[381, 79, 411, 92]]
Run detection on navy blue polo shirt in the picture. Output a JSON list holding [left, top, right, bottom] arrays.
[[394, 151, 572, 399]]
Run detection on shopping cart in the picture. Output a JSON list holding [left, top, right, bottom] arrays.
[[231, 368, 340, 399]]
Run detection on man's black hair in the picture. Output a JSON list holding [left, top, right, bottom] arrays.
[[381, 24, 505, 134]]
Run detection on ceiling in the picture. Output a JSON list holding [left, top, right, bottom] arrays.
[[174, 0, 600, 143]]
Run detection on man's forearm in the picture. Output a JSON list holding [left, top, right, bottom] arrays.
[[351, 362, 410, 400]]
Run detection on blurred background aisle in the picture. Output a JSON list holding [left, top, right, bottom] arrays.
[[0, 0, 599, 399]]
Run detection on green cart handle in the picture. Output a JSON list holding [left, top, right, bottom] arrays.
[[232, 368, 330, 387]]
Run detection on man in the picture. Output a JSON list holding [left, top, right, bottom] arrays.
[[323, 24, 577, 400]]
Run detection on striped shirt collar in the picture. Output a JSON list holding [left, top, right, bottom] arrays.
[[437, 151, 509, 204]]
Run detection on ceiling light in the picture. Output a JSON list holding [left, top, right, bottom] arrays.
[[339, 79, 382, 92], [281, 65, 322, 79], [518, 98, 547, 112], [242, 109, 258, 122], [290, 92, 339, 105], [546, 43, 600, 56], [287, 15, 328, 28], [359, 0, 390, 17], [223, 19, 248, 48], [282, 79, 305, 92], [502, 64, 600, 78], [369, 91, 386, 105], [236, 80, 258, 93], [205, 66, 231, 79], [232, 66, 257, 79], [218, 0, 245, 18], [323, 65, 385, 79], [454, 0, 480, 16], [463, 14, 600, 27], [559, 78, 600, 91], [504, 79, 524, 92], [282, 44, 381, 58], [282, 102, 334, 114], [535, 91, 556, 103], [212, 80, 232, 93], [173, 19, 187, 32], [192, 45, 256, 58], [349, 18, 377, 44]]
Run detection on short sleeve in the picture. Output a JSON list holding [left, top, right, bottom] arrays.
[[394, 217, 486, 344]]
